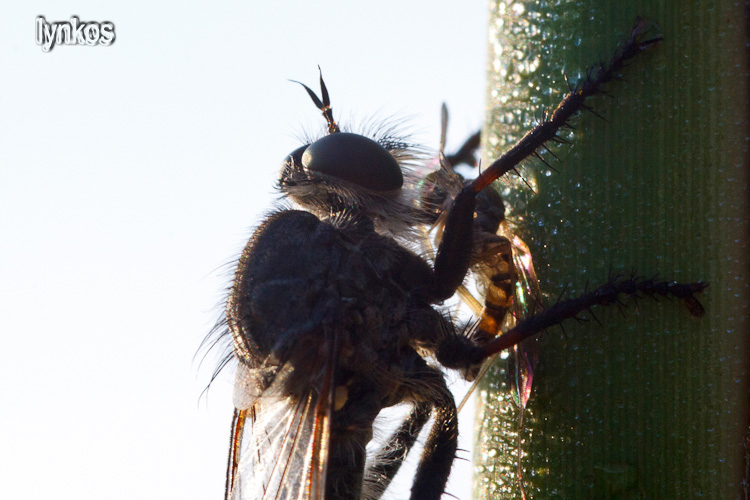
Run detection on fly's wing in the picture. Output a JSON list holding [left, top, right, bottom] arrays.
[[498, 229, 543, 411], [456, 224, 543, 413], [227, 360, 334, 500]]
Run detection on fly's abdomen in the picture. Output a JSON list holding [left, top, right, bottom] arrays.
[[473, 234, 515, 342]]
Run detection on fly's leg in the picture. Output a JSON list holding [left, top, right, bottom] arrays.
[[424, 18, 663, 305], [437, 277, 707, 373], [363, 403, 431, 497], [481, 277, 707, 357], [399, 360, 458, 500], [469, 17, 663, 192]]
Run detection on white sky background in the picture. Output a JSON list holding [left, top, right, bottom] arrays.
[[0, 2, 488, 499]]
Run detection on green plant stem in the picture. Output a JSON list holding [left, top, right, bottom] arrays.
[[474, 1, 749, 499]]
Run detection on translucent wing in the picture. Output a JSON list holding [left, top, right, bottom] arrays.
[[497, 228, 543, 410], [226, 360, 334, 500], [456, 224, 543, 412]]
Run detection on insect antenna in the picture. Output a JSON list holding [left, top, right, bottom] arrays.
[[290, 66, 340, 134]]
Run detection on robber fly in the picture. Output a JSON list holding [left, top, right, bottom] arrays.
[[207, 19, 706, 500]]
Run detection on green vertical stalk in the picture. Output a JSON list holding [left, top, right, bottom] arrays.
[[475, 1, 749, 499]]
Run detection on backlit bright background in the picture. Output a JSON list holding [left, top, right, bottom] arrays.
[[0, 2, 487, 499]]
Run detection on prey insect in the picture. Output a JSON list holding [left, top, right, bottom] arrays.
[[207, 19, 706, 500]]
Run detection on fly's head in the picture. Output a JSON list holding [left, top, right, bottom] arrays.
[[278, 70, 429, 235]]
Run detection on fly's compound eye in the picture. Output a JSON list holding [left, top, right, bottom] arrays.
[[285, 145, 308, 170], [297, 133, 403, 192]]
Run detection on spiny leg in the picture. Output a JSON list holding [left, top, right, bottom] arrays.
[[404, 363, 459, 500], [363, 402, 431, 497], [430, 19, 662, 305], [437, 277, 707, 373], [481, 277, 707, 358], [470, 17, 662, 193]]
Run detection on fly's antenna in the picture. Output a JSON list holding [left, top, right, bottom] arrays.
[[291, 66, 340, 134]]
